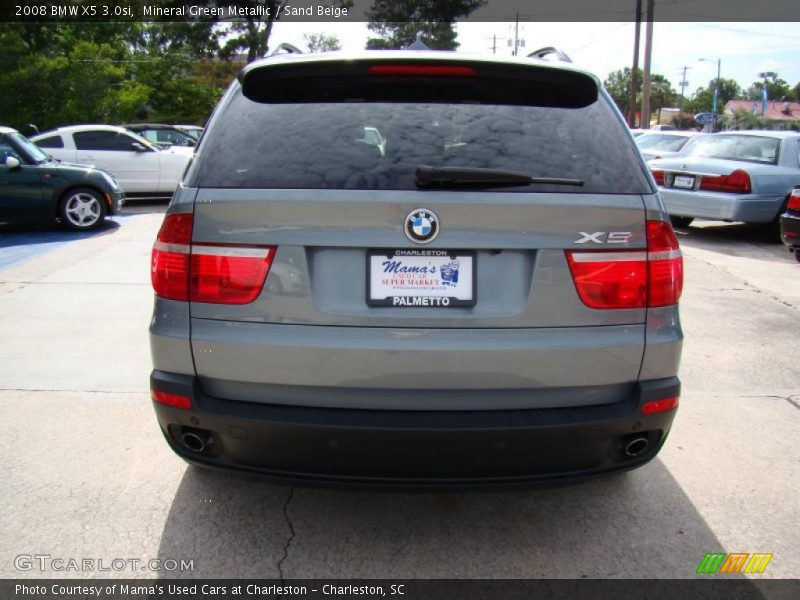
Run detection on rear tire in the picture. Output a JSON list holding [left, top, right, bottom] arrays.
[[669, 216, 693, 228], [59, 187, 107, 231]]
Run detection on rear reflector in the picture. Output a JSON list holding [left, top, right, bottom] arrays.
[[151, 390, 191, 410], [642, 396, 679, 415], [566, 220, 683, 309], [366, 64, 477, 77], [788, 188, 800, 212], [699, 169, 751, 193], [151, 213, 276, 304]]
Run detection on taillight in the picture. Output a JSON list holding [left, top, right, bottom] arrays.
[[646, 220, 683, 307], [651, 170, 665, 185], [699, 169, 751, 193], [788, 188, 800, 212], [191, 245, 274, 304], [366, 64, 476, 77], [641, 396, 679, 415], [151, 390, 191, 410], [566, 220, 683, 309], [565, 251, 647, 309], [151, 213, 276, 304], [151, 213, 192, 301]]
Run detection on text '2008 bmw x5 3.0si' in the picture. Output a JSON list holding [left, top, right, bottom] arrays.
[[149, 51, 684, 488]]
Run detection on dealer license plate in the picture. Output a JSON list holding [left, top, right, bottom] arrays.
[[367, 249, 476, 308]]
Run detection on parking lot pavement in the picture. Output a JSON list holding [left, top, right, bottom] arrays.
[[0, 215, 798, 579]]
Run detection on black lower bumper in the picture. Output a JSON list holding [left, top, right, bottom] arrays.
[[151, 371, 680, 489], [780, 212, 800, 259]]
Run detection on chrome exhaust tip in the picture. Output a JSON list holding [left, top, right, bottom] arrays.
[[624, 436, 649, 458]]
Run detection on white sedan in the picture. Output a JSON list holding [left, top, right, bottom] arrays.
[[31, 125, 192, 200]]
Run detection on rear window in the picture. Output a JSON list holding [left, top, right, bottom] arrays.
[[637, 134, 692, 152], [683, 134, 781, 165], [187, 88, 651, 194]]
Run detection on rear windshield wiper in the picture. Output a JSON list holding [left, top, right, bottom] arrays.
[[415, 165, 584, 189]]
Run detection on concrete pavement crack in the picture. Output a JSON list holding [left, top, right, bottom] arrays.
[[688, 254, 797, 310], [277, 486, 296, 585], [738, 394, 800, 411]]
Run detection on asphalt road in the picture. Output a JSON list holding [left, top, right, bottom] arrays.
[[0, 208, 798, 580]]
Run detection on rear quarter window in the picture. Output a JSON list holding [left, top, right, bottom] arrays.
[[187, 85, 651, 194], [35, 135, 64, 149]]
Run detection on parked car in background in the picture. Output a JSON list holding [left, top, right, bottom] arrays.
[[149, 50, 683, 486], [174, 125, 204, 141], [649, 131, 800, 235], [1, 126, 123, 230], [780, 187, 800, 261], [636, 131, 698, 161], [32, 125, 192, 200], [122, 123, 197, 149]]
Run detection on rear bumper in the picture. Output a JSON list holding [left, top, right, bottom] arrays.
[[659, 188, 783, 223], [151, 370, 680, 489], [780, 212, 800, 251]]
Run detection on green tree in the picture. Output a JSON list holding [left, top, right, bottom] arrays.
[[604, 67, 676, 120], [366, 0, 486, 50], [218, 1, 351, 62], [721, 108, 770, 131], [0, 20, 223, 130], [218, 1, 287, 63], [746, 73, 793, 102], [303, 32, 341, 53], [684, 78, 741, 114]]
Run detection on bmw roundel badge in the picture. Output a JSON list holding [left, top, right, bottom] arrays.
[[404, 208, 439, 244]]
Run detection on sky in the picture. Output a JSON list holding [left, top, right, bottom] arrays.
[[268, 21, 800, 96]]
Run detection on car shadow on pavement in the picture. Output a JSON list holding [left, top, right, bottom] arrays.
[[675, 221, 780, 247], [117, 200, 169, 216], [0, 219, 120, 248], [156, 460, 755, 580]]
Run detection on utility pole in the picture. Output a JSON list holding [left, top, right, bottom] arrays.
[[507, 14, 524, 56], [486, 34, 497, 54], [628, 0, 642, 127], [678, 65, 690, 121], [640, 0, 654, 129]]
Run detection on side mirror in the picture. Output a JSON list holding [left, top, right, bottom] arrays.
[[131, 142, 148, 152], [4, 156, 20, 169]]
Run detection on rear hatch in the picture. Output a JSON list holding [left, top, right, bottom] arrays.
[[176, 53, 662, 407]]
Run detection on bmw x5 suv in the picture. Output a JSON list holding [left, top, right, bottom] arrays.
[[149, 51, 683, 487]]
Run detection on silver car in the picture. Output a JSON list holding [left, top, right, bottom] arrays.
[[148, 51, 684, 487], [636, 131, 698, 162], [650, 130, 800, 233]]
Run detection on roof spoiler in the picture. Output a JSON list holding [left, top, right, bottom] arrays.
[[269, 43, 303, 57], [528, 47, 573, 63], [239, 56, 598, 108]]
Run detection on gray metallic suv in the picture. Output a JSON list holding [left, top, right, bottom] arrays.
[[149, 51, 683, 487]]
